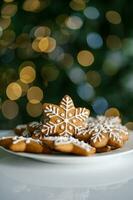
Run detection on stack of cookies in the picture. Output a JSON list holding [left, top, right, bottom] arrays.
[[0, 95, 129, 156]]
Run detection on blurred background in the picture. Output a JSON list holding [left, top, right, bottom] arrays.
[[0, 0, 133, 129]]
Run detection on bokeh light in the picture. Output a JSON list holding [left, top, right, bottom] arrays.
[[106, 35, 122, 50], [59, 53, 74, 68], [1, 3, 18, 18], [23, 0, 41, 12], [20, 66, 36, 84], [68, 67, 86, 84], [34, 26, 51, 38], [92, 97, 108, 114], [27, 86, 44, 104], [0, 17, 11, 30], [77, 83, 95, 101], [26, 102, 42, 117], [123, 39, 133, 56], [87, 32, 103, 49], [84, 6, 100, 20], [77, 50, 94, 66], [102, 52, 124, 76], [69, 0, 86, 11], [32, 36, 56, 53], [38, 37, 49, 52], [1, 29, 16, 47], [6, 82, 22, 100], [65, 16, 83, 30], [105, 107, 120, 117], [86, 71, 101, 87], [106, 10, 121, 24], [43, 37, 56, 53], [31, 37, 42, 52], [48, 46, 64, 61], [121, 73, 133, 92], [17, 79, 29, 96], [0, 0, 132, 126], [2, 100, 19, 119]]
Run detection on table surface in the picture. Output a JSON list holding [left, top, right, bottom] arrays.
[[0, 130, 133, 200]]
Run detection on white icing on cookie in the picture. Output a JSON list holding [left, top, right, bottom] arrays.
[[28, 121, 40, 128], [1, 136, 14, 140], [12, 136, 42, 145], [43, 136, 93, 151], [16, 124, 27, 130], [42, 95, 90, 136], [77, 115, 128, 143]]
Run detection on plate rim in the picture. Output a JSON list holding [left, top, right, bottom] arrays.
[[0, 130, 133, 163]]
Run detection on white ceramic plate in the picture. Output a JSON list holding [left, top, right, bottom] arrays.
[[0, 130, 133, 164]]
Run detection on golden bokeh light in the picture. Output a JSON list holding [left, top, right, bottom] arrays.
[[106, 10, 121, 24], [43, 37, 56, 53], [23, 0, 41, 12], [20, 66, 36, 84], [125, 122, 133, 130], [26, 102, 42, 117], [38, 37, 49, 51], [1, 3, 18, 18], [2, 100, 19, 119], [32, 36, 56, 53], [77, 50, 94, 67], [106, 35, 122, 50], [27, 86, 43, 104], [19, 61, 36, 71], [17, 79, 29, 96], [69, 0, 86, 11], [105, 107, 120, 117], [32, 37, 42, 52], [86, 71, 101, 87], [65, 15, 83, 30], [34, 26, 51, 38], [6, 82, 22, 100], [0, 17, 11, 30]]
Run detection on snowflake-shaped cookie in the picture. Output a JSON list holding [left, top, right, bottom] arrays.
[[75, 115, 128, 148], [41, 95, 90, 136]]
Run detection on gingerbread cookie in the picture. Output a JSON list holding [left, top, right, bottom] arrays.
[[14, 124, 27, 136], [75, 115, 128, 149], [89, 125, 109, 148], [96, 116, 128, 148], [0, 136, 14, 148], [0, 136, 50, 154], [107, 126, 125, 148], [30, 129, 42, 139], [41, 136, 96, 156], [96, 145, 111, 153], [74, 117, 95, 141], [75, 119, 109, 148], [96, 115, 121, 125], [14, 121, 42, 139], [42, 95, 90, 136], [27, 121, 42, 134]]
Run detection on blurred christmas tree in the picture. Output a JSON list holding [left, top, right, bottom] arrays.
[[0, 0, 133, 129]]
